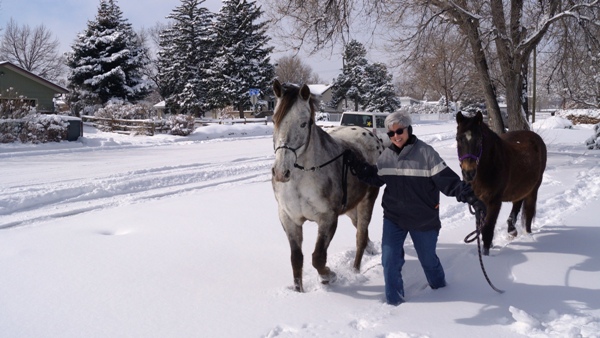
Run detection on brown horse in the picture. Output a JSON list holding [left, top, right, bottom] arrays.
[[456, 111, 547, 255], [271, 80, 383, 292]]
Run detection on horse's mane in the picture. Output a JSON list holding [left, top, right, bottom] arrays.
[[273, 83, 318, 128], [478, 117, 502, 145]]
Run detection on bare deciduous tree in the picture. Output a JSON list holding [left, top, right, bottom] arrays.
[[267, 0, 600, 133], [275, 54, 322, 84], [0, 18, 64, 82], [403, 24, 482, 107], [543, 9, 600, 109]]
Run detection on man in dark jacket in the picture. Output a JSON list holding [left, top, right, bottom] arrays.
[[348, 111, 483, 305]]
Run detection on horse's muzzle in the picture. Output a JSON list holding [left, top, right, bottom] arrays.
[[272, 167, 291, 182], [462, 169, 476, 182]]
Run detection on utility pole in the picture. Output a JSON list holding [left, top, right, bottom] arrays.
[[532, 48, 537, 124]]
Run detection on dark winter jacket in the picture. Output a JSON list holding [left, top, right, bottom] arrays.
[[360, 134, 471, 231]]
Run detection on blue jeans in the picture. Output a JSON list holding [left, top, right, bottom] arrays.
[[381, 218, 446, 305]]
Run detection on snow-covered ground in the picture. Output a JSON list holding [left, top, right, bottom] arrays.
[[1, 116, 599, 337]]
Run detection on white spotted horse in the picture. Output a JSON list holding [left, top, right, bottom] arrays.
[[271, 79, 385, 292]]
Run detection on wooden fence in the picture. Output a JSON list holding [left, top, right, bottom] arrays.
[[81, 115, 169, 135], [81, 115, 269, 136], [196, 117, 269, 126]]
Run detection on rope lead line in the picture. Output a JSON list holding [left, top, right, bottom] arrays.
[[464, 207, 505, 294]]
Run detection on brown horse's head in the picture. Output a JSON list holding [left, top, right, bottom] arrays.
[[456, 111, 485, 182]]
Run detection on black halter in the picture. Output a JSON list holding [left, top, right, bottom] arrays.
[[458, 131, 484, 165], [274, 140, 349, 172], [273, 120, 353, 209]]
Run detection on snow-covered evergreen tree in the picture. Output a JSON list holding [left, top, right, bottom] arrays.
[[156, 0, 215, 116], [66, 0, 150, 115], [330, 40, 369, 111], [362, 62, 400, 112], [211, 0, 274, 118]]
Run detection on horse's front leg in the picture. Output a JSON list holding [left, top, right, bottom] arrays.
[[481, 201, 502, 256], [281, 214, 305, 292], [312, 217, 338, 284], [507, 200, 523, 238]]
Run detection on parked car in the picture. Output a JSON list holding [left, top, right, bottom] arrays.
[[340, 111, 391, 147]]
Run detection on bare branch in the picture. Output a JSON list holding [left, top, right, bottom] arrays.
[[0, 18, 64, 81]]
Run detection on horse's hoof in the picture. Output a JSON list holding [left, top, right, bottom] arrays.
[[320, 271, 337, 285], [293, 278, 304, 292], [508, 229, 517, 238], [483, 247, 490, 256]]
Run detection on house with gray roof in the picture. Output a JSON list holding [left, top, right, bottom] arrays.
[[0, 61, 68, 113]]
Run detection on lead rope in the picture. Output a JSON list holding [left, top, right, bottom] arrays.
[[465, 207, 505, 294]]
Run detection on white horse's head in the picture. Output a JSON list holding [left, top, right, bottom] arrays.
[[271, 79, 315, 182]]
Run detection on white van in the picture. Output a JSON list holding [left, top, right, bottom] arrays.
[[340, 111, 391, 146]]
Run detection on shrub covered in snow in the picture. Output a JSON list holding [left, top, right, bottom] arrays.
[[0, 114, 68, 144], [160, 114, 196, 136], [586, 123, 600, 150], [19, 115, 68, 143], [0, 120, 21, 143], [0, 88, 36, 119], [94, 100, 156, 121]]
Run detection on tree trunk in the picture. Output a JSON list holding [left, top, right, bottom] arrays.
[[238, 102, 245, 119], [456, 14, 505, 134], [504, 72, 531, 131], [490, 0, 531, 131]]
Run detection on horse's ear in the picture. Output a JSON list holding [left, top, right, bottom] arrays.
[[300, 84, 311, 101], [456, 111, 464, 124], [273, 79, 282, 99], [475, 111, 483, 124]]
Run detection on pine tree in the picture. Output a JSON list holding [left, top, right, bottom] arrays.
[[156, 0, 215, 116], [329, 40, 399, 113], [330, 40, 369, 111], [66, 0, 150, 114], [362, 63, 400, 112], [211, 0, 274, 118]]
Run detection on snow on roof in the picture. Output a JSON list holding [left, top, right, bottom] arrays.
[[308, 84, 331, 95]]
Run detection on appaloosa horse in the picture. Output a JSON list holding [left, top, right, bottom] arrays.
[[456, 111, 547, 255], [271, 79, 384, 292]]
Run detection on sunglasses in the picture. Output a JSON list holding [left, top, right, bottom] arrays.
[[387, 128, 406, 138]]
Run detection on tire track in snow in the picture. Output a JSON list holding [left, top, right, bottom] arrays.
[[0, 155, 274, 229]]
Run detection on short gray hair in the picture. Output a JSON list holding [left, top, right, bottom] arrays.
[[384, 111, 412, 130]]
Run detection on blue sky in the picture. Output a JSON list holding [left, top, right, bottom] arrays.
[[0, 0, 223, 51], [0, 0, 345, 82]]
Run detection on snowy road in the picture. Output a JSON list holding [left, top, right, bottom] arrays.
[[1, 120, 599, 337], [0, 136, 274, 229]]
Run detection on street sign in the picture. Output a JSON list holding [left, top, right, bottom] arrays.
[[249, 88, 260, 107]]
